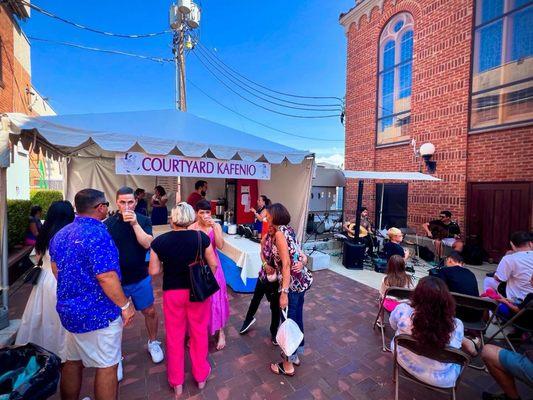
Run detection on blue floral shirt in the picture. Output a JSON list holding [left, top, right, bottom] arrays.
[[389, 303, 464, 388], [50, 216, 121, 334]]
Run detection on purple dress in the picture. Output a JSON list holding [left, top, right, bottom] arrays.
[[208, 229, 230, 335]]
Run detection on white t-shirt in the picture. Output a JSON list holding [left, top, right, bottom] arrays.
[[495, 251, 533, 302]]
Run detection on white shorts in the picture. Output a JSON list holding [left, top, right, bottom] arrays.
[[441, 238, 457, 247], [65, 317, 123, 368]]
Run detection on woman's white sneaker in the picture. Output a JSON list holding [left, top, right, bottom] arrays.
[[148, 340, 164, 363]]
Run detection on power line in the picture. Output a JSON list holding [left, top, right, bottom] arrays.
[[193, 43, 341, 110], [192, 36, 343, 102], [191, 51, 340, 119], [193, 48, 340, 112], [187, 79, 344, 142], [17, 0, 170, 38], [28, 37, 173, 63], [28, 36, 344, 141]]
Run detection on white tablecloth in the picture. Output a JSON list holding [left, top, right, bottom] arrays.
[[152, 226, 261, 284], [220, 234, 262, 283]]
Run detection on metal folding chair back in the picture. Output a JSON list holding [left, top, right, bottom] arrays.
[[486, 299, 533, 351], [393, 334, 470, 400], [450, 292, 498, 335], [373, 287, 413, 352]]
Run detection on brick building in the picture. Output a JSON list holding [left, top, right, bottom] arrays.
[[1, 1, 59, 198], [340, 0, 532, 261]]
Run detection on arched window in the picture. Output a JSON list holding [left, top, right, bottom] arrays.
[[377, 13, 414, 146]]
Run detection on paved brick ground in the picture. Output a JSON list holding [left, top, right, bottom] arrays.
[[7, 270, 524, 399]]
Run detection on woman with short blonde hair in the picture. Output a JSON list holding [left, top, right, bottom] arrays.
[[149, 201, 218, 397]]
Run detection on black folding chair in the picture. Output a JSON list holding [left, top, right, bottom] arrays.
[[393, 334, 470, 400], [373, 287, 413, 352], [485, 299, 533, 352]]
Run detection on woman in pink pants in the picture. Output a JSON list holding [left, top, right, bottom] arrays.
[[149, 202, 218, 398]]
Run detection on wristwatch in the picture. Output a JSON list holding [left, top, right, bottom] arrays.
[[120, 301, 131, 311], [280, 288, 289, 294]]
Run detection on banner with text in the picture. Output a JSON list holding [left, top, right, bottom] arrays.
[[115, 152, 271, 180]]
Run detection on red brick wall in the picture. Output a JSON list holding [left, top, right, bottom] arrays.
[[343, 0, 532, 235], [0, 4, 31, 115]]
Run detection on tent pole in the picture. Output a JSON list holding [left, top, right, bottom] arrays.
[[0, 119, 10, 314], [379, 183, 385, 230], [0, 167, 7, 311], [353, 180, 364, 243]]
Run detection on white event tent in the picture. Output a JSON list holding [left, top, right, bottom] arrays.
[[0, 109, 315, 311]]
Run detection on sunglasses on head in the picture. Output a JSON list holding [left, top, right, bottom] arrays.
[[94, 201, 110, 208]]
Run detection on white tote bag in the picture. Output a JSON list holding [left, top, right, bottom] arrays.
[[276, 308, 304, 357]]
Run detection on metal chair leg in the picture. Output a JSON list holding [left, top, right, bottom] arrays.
[[394, 367, 399, 400]]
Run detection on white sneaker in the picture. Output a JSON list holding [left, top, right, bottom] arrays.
[[117, 358, 124, 382], [148, 340, 164, 363]]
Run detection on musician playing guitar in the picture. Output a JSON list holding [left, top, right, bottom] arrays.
[[343, 207, 375, 257], [422, 210, 464, 260]]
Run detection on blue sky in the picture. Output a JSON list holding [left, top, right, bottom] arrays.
[[23, 0, 353, 164]]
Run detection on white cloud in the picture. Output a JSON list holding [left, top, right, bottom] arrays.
[[315, 153, 344, 168]]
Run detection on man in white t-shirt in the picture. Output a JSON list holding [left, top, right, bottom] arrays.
[[484, 231, 533, 301]]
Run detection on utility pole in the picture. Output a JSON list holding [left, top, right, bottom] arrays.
[[170, 1, 201, 112]]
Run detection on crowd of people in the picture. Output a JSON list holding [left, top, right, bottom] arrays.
[[14, 186, 313, 399], [13, 189, 532, 399]]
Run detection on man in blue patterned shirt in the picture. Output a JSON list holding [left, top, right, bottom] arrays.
[[50, 188, 135, 400]]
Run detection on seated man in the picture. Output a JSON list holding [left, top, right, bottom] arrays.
[[436, 251, 480, 322], [384, 227, 409, 261], [484, 231, 533, 303], [422, 210, 464, 259], [481, 344, 532, 400]]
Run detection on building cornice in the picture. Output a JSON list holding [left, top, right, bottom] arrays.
[[339, 0, 397, 34]]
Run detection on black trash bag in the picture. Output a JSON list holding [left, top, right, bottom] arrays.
[[0, 343, 61, 400]]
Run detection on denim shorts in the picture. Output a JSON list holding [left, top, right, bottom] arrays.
[[122, 275, 154, 311], [499, 349, 533, 386]]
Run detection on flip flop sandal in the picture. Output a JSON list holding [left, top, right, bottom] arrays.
[[279, 351, 300, 367], [270, 362, 295, 377]]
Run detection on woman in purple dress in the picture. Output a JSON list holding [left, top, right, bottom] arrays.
[[189, 199, 230, 350]]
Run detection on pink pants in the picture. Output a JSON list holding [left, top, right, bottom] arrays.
[[163, 289, 211, 387]]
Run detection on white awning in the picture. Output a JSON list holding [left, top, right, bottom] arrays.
[[4, 109, 311, 164], [343, 170, 441, 181]]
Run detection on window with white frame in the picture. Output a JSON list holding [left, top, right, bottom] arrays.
[[377, 13, 414, 146], [471, 0, 533, 131]]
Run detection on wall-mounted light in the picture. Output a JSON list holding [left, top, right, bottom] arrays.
[[419, 142, 436, 173], [411, 140, 437, 174]]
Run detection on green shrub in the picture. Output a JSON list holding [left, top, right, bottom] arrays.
[[7, 200, 32, 249], [30, 190, 63, 218]]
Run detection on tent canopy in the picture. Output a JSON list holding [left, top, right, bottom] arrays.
[[343, 170, 441, 181], [5, 109, 311, 163]]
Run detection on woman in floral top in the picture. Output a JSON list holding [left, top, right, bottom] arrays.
[[266, 203, 313, 377]]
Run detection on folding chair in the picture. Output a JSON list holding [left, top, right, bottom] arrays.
[[393, 334, 471, 400], [485, 299, 533, 352], [373, 287, 413, 352], [450, 292, 499, 369]]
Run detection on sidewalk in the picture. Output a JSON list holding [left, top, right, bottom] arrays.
[[8, 269, 511, 399]]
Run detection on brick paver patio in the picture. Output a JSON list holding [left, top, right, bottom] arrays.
[[8, 269, 518, 399]]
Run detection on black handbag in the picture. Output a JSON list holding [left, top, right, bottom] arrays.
[[23, 257, 43, 285], [189, 231, 220, 302]]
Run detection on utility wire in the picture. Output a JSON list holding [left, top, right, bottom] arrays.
[[191, 51, 339, 119], [28, 37, 173, 63], [193, 48, 340, 112], [28, 36, 344, 141], [17, 0, 171, 38], [193, 43, 341, 110], [191, 36, 343, 102], [187, 79, 344, 142]]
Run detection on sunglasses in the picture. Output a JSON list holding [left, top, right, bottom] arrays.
[[94, 201, 110, 208], [439, 215, 446, 219]]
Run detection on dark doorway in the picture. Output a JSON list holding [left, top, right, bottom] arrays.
[[375, 183, 408, 230], [467, 182, 532, 262]]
